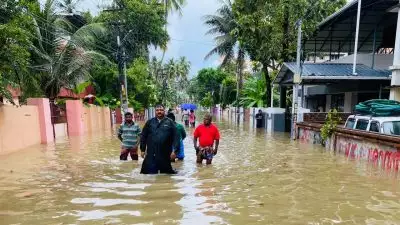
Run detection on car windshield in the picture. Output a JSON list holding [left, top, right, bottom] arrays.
[[345, 118, 355, 129], [382, 121, 400, 136]]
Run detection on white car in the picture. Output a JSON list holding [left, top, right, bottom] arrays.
[[344, 115, 400, 136]]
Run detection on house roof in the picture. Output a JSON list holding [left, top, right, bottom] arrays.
[[274, 62, 391, 85], [304, 0, 398, 53]]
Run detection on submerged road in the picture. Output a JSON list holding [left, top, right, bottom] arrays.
[[0, 116, 400, 224]]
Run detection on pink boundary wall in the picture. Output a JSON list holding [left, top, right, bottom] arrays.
[[67, 100, 111, 136], [27, 98, 54, 143], [66, 100, 84, 136]]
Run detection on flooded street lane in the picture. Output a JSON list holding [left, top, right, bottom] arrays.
[[1, 118, 400, 225]]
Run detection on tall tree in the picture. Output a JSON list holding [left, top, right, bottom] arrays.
[[28, 0, 108, 99], [96, 0, 169, 64], [204, 0, 245, 106], [233, 0, 346, 106], [161, 0, 186, 16]]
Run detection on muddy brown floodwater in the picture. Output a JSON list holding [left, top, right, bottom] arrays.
[[1, 116, 400, 225]]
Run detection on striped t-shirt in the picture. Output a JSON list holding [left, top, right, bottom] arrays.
[[118, 122, 141, 148]]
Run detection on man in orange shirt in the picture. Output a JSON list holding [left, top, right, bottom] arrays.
[[193, 113, 220, 164]]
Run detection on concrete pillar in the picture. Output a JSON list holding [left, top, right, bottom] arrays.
[[344, 92, 353, 112], [27, 98, 54, 143], [325, 95, 332, 112], [66, 100, 84, 136], [390, 3, 400, 100], [279, 86, 287, 108]]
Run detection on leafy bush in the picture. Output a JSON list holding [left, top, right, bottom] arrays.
[[320, 109, 341, 142]]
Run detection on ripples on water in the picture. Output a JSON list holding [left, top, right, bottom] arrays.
[[0, 117, 400, 225]]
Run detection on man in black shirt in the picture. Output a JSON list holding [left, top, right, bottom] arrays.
[[255, 109, 264, 128]]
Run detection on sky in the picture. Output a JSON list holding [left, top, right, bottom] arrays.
[[76, 0, 222, 78]]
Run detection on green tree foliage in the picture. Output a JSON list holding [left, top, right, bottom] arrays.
[[200, 92, 214, 108], [233, 0, 346, 106], [0, 0, 34, 103], [148, 56, 190, 106], [126, 58, 158, 110], [188, 68, 231, 107], [28, 0, 108, 99], [219, 75, 236, 109], [95, 0, 169, 63], [204, 0, 245, 103], [321, 109, 341, 143], [240, 75, 266, 108]]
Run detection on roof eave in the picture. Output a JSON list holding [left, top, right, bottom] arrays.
[[317, 0, 357, 29]]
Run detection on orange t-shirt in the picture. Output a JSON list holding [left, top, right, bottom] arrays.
[[193, 124, 220, 147]]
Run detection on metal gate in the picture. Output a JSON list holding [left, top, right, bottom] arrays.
[[50, 101, 68, 138]]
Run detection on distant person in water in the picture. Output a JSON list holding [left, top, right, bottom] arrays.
[[193, 113, 220, 165], [167, 112, 187, 161], [182, 109, 190, 127], [255, 109, 264, 128], [140, 104, 179, 174], [189, 109, 196, 128], [118, 112, 141, 161]]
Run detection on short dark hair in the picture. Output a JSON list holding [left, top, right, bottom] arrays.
[[204, 113, 212, 121], [155, 103, 165, 109], [125, 112, 133, 117], [167, 112, 175, 121]]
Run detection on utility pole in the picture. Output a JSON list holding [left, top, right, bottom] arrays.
[[117, 33, 128, 117], [352, 0, 362, 75], [291, 19, 302, 140], [104, 5, 129, 118]]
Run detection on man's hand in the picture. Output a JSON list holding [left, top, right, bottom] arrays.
[[213, 148, 218, 155], [140, 151, 145, 159], [170, 152, 176, 160]]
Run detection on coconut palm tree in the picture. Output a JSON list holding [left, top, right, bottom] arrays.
[[159, 0, 186, 62], [161, 0, 186, 16], [204, 0, 245, 107], [29, 0, 108, 100], [57, 0, 80, 13]]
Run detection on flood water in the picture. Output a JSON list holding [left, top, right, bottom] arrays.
[[1, 116, 400, 225]]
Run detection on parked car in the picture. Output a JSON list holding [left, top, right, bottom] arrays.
[[344, 115, 400, 136]]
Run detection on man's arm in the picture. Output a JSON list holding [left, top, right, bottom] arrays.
[[171, 122, 179, 153], [193, 137, 198, 150], [140, 120, 150, 153], [214, 140, 220, 154], [135, 126, 141, 149], [193, 128, 199, 150], [118, 126, 123, 142], [214, 127, 221, 154]]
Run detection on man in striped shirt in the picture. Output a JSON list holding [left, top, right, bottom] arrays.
[[118, 112, 141, 161]]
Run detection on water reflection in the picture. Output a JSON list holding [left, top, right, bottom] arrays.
[[0, 118, 400, 224]]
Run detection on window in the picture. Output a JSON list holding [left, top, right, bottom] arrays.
[[383, 121, 400, 136], [331, 94, 345, 112], [345, 118, 356, 129], [369, 121, 380, 133], [355, 119, 369, 130]]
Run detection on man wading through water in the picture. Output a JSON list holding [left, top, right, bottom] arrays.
[[140, 104, 179, 174], [118, 112, 141, 161], [194, 114, 220, 165]]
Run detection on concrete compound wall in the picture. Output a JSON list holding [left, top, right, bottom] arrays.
[[70, 101, 111, 135], [298, 123, 400, 171], [0, 105, 41, 155], [0, 99, 112, 155]]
